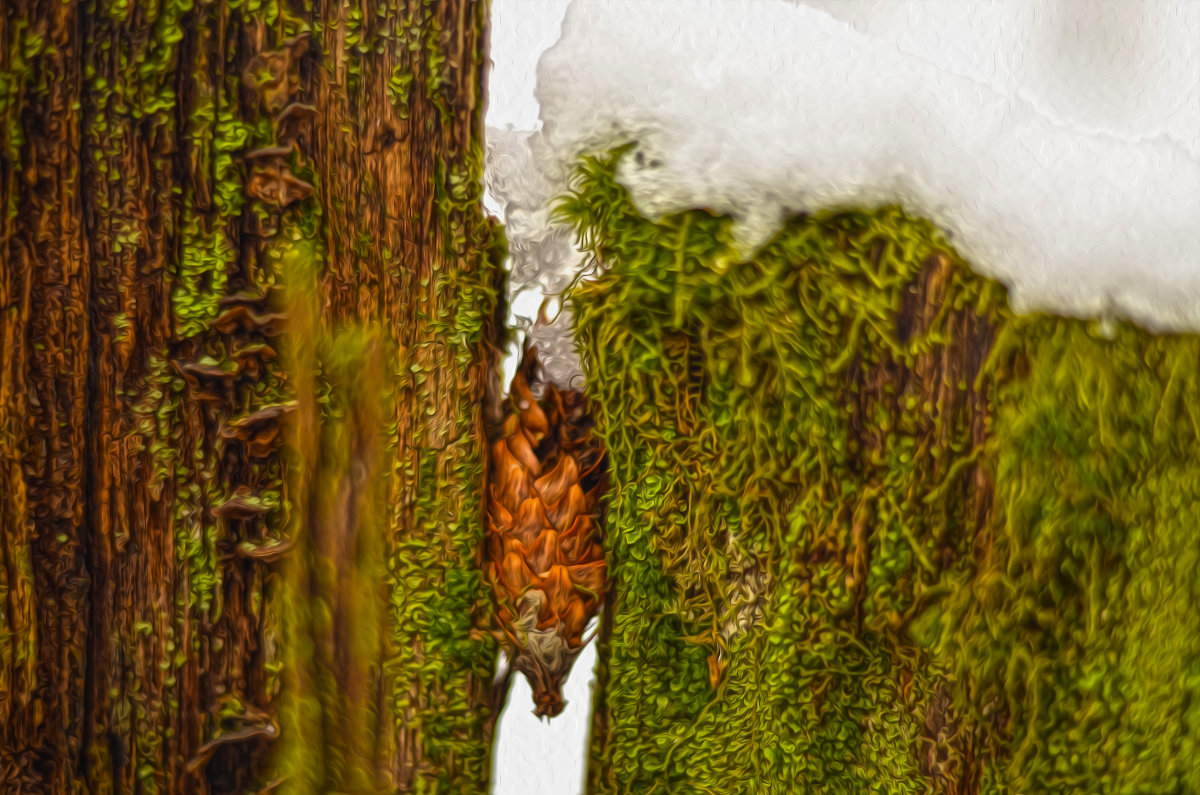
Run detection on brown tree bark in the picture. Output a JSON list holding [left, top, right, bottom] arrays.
[[1, 0, 503, 792], [1, 2, 91, 790]]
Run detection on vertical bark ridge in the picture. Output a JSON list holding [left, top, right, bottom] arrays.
[[1, 1, 91, 790], [78, 1, 292, 791]]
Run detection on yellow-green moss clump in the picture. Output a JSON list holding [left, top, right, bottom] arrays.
[[561, 146, 1200, 795], [929, 317, 1200, 793]]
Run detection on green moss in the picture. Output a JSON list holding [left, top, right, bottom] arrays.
[[422, 10, 451, 124], [563, 147, 1200, 794], [268, 125, 506, 792], [172, 22, 255, 338], [388, 63, 415, 115], [928, 320, 1200, 792], [379, 209, 505, 792], [0, 17, 37, 168]]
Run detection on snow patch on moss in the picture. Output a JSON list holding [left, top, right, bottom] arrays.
[[486, 0, 1200, 394]]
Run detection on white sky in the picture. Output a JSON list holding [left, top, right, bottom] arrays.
[[484, 2, 1200, 793], [486, 0, 572, 131]]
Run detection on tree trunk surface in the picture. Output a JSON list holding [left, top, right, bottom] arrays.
[[563, 149, 1200, 795], [1, 0, 503, 792]]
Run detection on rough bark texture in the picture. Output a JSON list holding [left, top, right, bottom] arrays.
[[562, 148, 1200, 795], [1, 0, 502, 792], [1, 2, 91, 790]]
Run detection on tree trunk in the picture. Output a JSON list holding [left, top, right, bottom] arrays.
[[563, 148, 1200, 795], [1, 0, 503, 792]]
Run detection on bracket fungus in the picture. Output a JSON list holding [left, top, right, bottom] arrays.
[[220, 402, 298, 459]]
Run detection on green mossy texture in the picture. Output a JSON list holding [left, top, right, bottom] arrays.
[[563, 148, 1200, 794], [268, 0, 507, 791], [81, 0, 242, 788], [931, 319, 1200, 792]]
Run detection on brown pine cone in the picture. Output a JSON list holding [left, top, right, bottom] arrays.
[[486, 347, 608, 718]]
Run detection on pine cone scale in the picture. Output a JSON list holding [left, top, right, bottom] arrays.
[[485, 347, 608, 718]]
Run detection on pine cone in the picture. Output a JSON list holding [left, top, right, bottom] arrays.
[[486, 347, 607, 718]]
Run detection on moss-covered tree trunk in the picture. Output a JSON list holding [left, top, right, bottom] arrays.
[[1, 0, 502, 792], [563, 149, 1200, 795]]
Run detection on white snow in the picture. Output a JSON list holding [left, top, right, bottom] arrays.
[[485, 0, 574, 132], [530, 0, 1200, 334], [488, 636, 599, 795], [484, 1, 1200, 792]]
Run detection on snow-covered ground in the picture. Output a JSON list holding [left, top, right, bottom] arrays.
[[484, 2, 1200, 793]]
